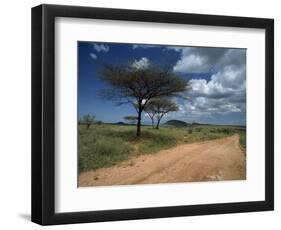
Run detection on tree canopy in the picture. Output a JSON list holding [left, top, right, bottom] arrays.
[[80, 114, 95, 129], [124, 115, 138, 124], [99, 61, 189, 136], [144, 98, 179, 129]]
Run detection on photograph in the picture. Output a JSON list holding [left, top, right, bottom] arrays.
[[78, 41, 247, 187], [30, 3, 274, 225]]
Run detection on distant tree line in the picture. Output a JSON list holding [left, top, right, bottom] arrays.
[[123, 115, 138, 125]]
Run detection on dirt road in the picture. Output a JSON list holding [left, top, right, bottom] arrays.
[[79, 135, 246, 186]]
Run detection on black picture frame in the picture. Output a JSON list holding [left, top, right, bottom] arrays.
[[31, 4, 274, 225]]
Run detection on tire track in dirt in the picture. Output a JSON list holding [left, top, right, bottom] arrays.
[[79, 134, 246, 186]]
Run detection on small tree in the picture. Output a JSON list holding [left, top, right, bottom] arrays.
[[124, 116, 138, 125], [99, 62, 189, 136], [144, 104, 157, 128], [80, 114, 95, 129], [145, 98, 179, 129], [96, 120, 103, 125]]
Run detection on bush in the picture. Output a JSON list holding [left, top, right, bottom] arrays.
[[195, 127, 202, 132], [238, 131, 246, 154], [139, 131, 177, 154], [188, 129, 193, 134], [221, 128, 230, 134]]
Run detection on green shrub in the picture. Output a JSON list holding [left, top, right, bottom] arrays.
[[139, 131, 177, 154], [238, 131, 246, 154], [195, 127, 202, 132], [96, 120, 103, 125]]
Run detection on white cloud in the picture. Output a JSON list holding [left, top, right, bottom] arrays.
[[140, 46, 246, 124], [168, 96, 244, 122], [173, 54, 208, 73], [189, 65, 245, 112], [132, 57, 149, 69], [212, 66, 246, 90], [189, 67, 246, 99], [190, 79, 229, 97], [170, 51, 246, 121], [138, 46, 246, 124], [132, 44, 157, 49], [89, 43, 110, 60], [93, 43, 109, 52], [172, 46, 246, 73], [89, 53, 97, 60], [173, 47, 212, 73]]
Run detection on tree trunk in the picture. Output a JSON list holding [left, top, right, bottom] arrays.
[[155, 114, 164, 129], [136, 109, 142, 136], [155, 119, 160, 129], [151, 118, 155, 128]]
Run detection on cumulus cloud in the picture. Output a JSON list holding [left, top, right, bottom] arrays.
[[89, 43, 110, 60], [173, 54, 208, 73], [93, 43, 110, 52], [89, 53, 97, 60], [173, 47, 246, 73], [132, 57, 150, 69], [190, 96, 244, 114], [130, 45, 246, 124], [189, 66, 246, 99], [169, 46, 246, 124]]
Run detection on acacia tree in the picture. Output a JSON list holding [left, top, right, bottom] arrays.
[[99, 62, 188, 136], [145, 98, 179, 129], [144, 104, 157, 128], [80, 114, 95, 129], [124, 116, 138, 125]]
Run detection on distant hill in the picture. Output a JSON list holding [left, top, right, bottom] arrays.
[[164, 120, 189, 127], [115, 121, 127, 125]]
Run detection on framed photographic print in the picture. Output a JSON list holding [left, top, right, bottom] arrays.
[[31, 4, 274, 225]]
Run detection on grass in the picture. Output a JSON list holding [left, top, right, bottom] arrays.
[[237, 130, 246, 154], [138, 128, 179, 154], [79, 127, 132, 172], [79, 124, 246, 172]]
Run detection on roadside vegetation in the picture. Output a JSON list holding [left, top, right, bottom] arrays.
[[79, 123, 246, 172], [237, 130, 246, 154]]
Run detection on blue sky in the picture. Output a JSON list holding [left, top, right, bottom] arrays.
[[78, 41, 246, 125]]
